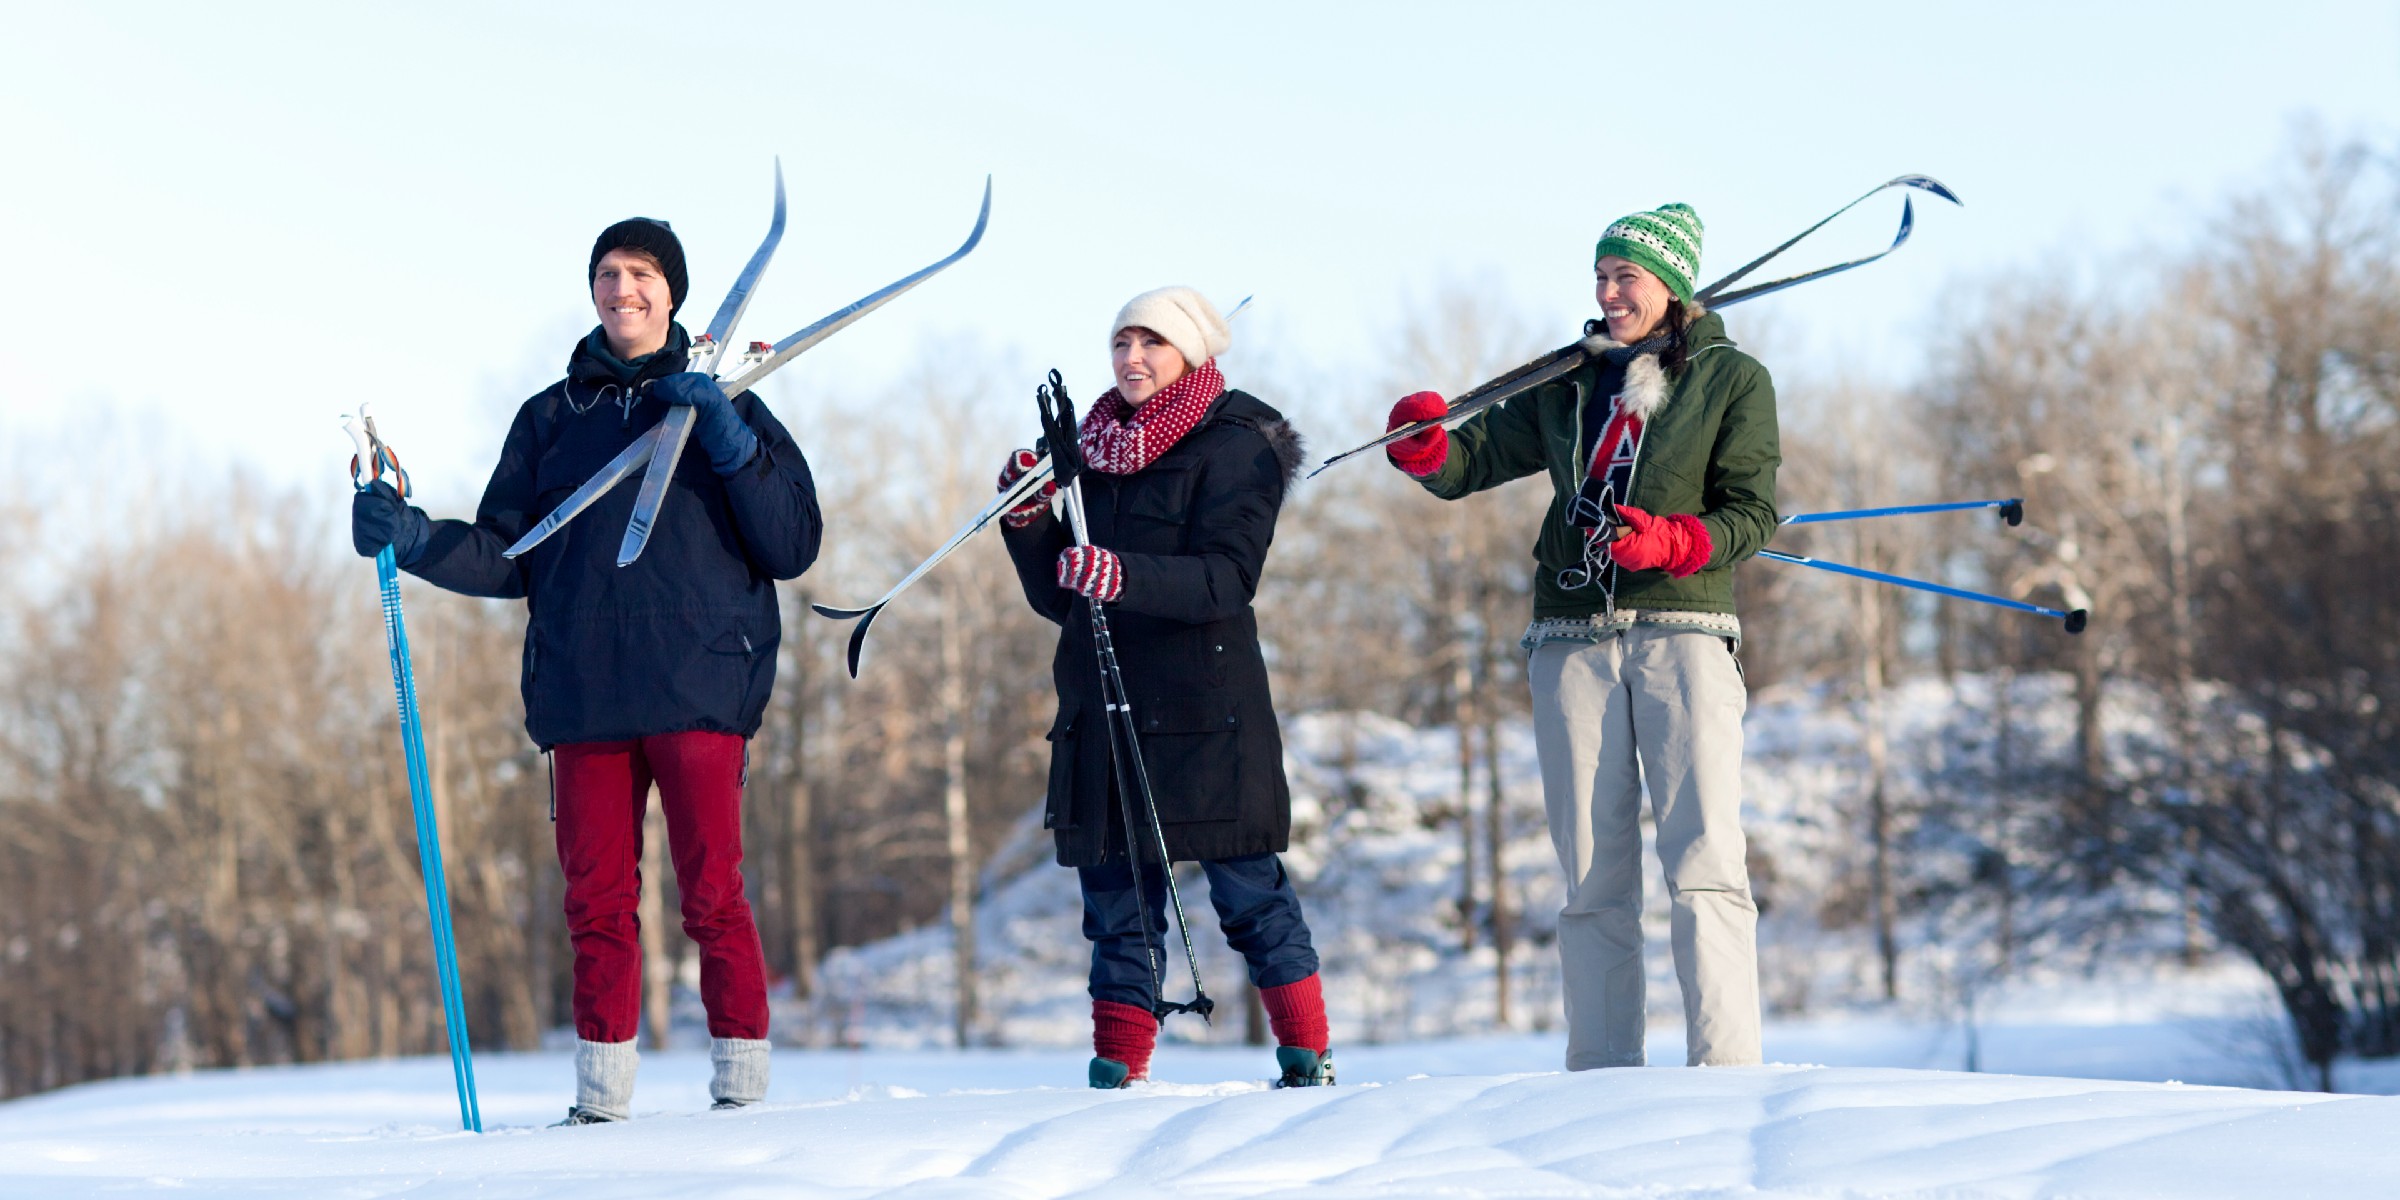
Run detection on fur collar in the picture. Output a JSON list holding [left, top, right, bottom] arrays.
[[1199, 390, 1306, 491], [1584, 299, 1709, 421], [1256, 417, 1306, 488], [1621, 355, 1669, 420]]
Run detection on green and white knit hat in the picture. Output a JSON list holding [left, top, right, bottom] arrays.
[[1594, 203, 1704, 303]]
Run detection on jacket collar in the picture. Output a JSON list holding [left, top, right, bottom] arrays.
[[569, 322, 693, 389], [1582, 305, 1732, 421]]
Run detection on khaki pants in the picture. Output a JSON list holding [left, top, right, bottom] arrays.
[[1529, 626, 1761, 1068]]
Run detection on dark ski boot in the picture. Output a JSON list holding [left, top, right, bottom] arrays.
[[1272, 1046, 1334, 1088], [710, 1099, 748, 1111], [1089, 1056, 1134, 1089], [553, 1106, 620, 1126]]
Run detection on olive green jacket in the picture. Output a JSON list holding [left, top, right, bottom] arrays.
[[1414, 310, 1780, 624]]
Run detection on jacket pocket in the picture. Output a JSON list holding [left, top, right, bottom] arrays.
[[707, 623, 770, 722], [1043, 712, 1078, 830], [1120, 463, 1198, 529], [1132, 696, 1242, 822]]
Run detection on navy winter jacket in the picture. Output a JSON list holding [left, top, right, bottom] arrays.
[[407, 326, 822, 748]]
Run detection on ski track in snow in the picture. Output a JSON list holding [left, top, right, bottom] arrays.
[[4, 1045, 2397, 1198]]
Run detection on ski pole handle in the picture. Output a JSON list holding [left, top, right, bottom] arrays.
[[343, 415, 377, 492]]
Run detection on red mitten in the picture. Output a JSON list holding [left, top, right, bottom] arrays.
[[1056, 545, 1124, 602], [1605, 504, 1714, 578], [1385, 391, 1450, 477], [997, 448, 1058, 528]]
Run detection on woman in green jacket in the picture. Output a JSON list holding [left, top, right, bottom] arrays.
[[1384, 202, 1778, 1069]]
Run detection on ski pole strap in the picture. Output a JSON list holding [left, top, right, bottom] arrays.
[[1154, 994, 1216, 1020]]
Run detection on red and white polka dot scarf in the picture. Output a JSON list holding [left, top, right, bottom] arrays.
[[1077, 359, 1226, 475]]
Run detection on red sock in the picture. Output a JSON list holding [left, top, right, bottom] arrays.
[[1092, 1000, 1159, 1080], [1259, 975, 1329, 1054]]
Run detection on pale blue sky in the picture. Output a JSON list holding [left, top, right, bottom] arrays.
[[4, 2, 2396, 506]]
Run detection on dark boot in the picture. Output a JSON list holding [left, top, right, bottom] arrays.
[[553, 1105, 620, 1126], [1272, 1046, 1334, 1088], [1089, 1056, 1133, 1089]]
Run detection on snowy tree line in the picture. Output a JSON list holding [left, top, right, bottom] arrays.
[[2, 132, 2394, 1097]]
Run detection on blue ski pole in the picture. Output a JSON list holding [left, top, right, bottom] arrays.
[[344, 408, 483, 1133], [1758, 548, 2087, 634], [1779, 498, 2024, 528]]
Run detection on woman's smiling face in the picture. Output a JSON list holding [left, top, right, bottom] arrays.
[[1594, 255, 1672, 343], [1112, 326, 1189, 407]]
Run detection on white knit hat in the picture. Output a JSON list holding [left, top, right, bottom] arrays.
[[1109, 286, 1230, 368]]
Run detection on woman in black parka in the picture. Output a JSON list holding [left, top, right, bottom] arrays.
[[997, 286, 1329, 1089]]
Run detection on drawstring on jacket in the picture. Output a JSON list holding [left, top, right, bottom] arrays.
[[562, 379, 653, 428]]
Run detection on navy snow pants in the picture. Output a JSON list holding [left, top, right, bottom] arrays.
[[1078, 852, 1319, 1009]]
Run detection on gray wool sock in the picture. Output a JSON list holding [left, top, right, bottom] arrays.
[[710, 1037, 772, 1106], [574, 1038, 639, 1121]]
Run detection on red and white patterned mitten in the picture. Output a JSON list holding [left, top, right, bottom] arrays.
[[997, 449, 1059, 528], [1056, 545, 1124, 603]]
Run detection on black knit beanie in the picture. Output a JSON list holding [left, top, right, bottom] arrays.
[[588, 217, 689, 315]]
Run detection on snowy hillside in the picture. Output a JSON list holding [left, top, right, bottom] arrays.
[[795, 675, 2238, 1059]]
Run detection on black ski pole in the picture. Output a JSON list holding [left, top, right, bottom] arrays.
[[1037, 371, 1215, 1023]]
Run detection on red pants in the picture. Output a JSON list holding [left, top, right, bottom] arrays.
[[553, 731, 769, 1042]]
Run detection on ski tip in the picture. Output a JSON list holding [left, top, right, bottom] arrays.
[[843, 607, 882, 679], [944, 177, 993, 262], [1895, 174, 1962, 206], [2000, 499, 2025, 527], [810, 602, 871, 621], [2064, 608, 2090, 635]]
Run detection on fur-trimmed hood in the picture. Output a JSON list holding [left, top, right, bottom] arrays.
[[1204, 389, 1306, 492]]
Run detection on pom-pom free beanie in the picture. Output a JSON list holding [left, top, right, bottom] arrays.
[[1110, 286, 1231, 368], [1593, 203, 1705, 303], [589, 217, 690, 315]]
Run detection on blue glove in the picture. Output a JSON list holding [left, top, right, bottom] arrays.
[[653, 371, 760, 476], [352, 479, 432, 566]]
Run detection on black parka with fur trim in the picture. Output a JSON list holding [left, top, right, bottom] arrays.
[[1002, 389, 1303, 868]]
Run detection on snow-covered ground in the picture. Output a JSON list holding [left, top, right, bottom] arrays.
[[16, 680, 2397, 1195], [7, 1009, 2400, 1199]]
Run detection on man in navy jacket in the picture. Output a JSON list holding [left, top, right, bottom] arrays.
[[352, 217, 821, 1123]]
